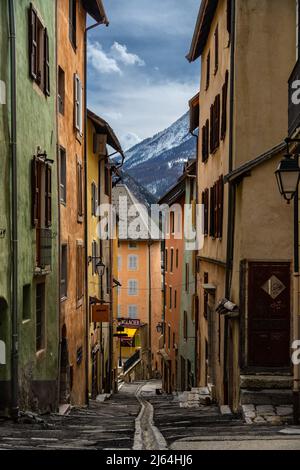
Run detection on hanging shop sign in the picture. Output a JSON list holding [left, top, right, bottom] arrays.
[[118, 318, 141, 328], [92, 304, 110, 322]]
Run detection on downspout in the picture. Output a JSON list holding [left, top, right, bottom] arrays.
[[148, 240, 152, 379], [224, 0, 236, 405], [293, 181, 300, 424], [84, 19, 108, 404], [8, 0, 19, 421]]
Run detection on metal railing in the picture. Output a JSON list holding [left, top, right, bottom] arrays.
[[123, 349, 141, 374], [36, 228, 52, 270]]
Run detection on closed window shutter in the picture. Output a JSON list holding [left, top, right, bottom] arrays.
[[202, 125, 206, 162], [206, 120, 209, 159], [209, 186, 215, 237], [221, 72, 229, 140], [215, 94, 220, 149], [214, 26, 219, 73], [45, 163, 52, 227], [31, 157, 39, 227], [74, 74, 79, 130], [44, 28, 50, 96], [29, 4, 37, 79], [218, 176, 224, 238], [214, 182, 218, 238], [210, 104, 214, 153]]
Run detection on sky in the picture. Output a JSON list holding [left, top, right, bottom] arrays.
[[87, 0, 200, 150]]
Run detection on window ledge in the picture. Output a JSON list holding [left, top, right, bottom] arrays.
[[34, 267, 51, 276]]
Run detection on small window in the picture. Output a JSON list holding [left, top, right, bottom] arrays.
[[69, 0, 76, 48], [176, 249, 179, 268], [173, 332, 176, 349], [165, 249, 168, 272], [170, 211, 175, 234], [206, 51, 210, 90], [91, 182, 98, 216], [58, 66, 65, 114], [36, 282, 45, 351], [74, 74, 82, 134], [129, 241, 137, 249], [91, 240, 98, 275], [214, 25, 219, 74], [185, 263, 189, 293], [77, 159, 83, 219], [128, 305, 137, 319], [174, 289, 177, 309], [76, 242, 84, 302], [168, 325, 171, 350], [23, 284, 31, 320], [61, 244, 68, 299], [169, 287, 172, 309], [204, 272, 209, 319], [105, 164, 111, 196], [128, 280, 138, 296], [28, 4, 50, 96], [128, 255, 138, 271], [60, 147, 66, 204], [183, 311, 188, 341], [170, 249, 174, 273]]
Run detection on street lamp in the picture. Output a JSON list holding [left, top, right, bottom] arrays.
[[275, 139, 300, 425], [275, 152, 300, 203], [88, 256, 105, 276]]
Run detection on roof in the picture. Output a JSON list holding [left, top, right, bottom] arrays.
[[189, 93, 200, 132], [87, 109, 124, 157], [82, 0, 109, 25], [158, 179, 185, 206], [224, 141, 286, 184], [186, 0, 219, 63]]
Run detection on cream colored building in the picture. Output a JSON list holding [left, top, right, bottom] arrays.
[[188, 0, 295, 411]]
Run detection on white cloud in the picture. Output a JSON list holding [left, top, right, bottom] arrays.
[[111, 42, 145, 67], [121, 132, 142, 151], [87, 42, 122, 75]]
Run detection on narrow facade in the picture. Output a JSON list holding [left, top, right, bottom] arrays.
[[187, 0, 295, 410], [0, 0, 58, 414]]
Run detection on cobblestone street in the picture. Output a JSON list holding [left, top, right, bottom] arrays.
[[1, 380, 300, 450]]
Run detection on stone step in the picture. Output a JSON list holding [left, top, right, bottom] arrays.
[[240, 375, 292, 390], [240, 389, 293, 406]]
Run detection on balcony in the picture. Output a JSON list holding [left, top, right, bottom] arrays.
[[288, 58, 300, 136], [36, 228, 52, 272]]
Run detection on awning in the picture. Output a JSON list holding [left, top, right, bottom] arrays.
[[158, 348, 171, 363], [87, 109, 124, 157]]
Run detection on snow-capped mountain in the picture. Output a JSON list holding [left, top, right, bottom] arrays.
[[122, 112, 197, 200]]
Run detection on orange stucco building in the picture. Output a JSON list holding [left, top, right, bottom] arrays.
[[57, 0, 108, 406]]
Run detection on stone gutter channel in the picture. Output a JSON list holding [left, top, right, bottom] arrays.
[[133, 383, 168, 450]]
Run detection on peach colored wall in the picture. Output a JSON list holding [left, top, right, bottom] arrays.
[[150, 242, 162, 374], [57, 0, 86, 405]]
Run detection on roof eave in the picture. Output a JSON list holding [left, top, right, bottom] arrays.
[[186, 0, 218, 63]]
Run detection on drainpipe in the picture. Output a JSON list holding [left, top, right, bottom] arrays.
[[8, 0, 19, 421], [224, 0, 236, 405], [293, 176, 300, 424], [84, 19, 108, 404], [148, 240, 152, 379]]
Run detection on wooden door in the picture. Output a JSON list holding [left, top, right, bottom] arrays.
[[248, 262, 290, 367]]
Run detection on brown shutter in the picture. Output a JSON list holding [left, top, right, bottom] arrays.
[[227, 0, 232, 35], [210, 104, 214, 153], [205, 188, 209, 235], [215, 94, 220, 149], [44, 28, 50, 96], [31, 157, 39, 227], [29, 3, 37, 79], [219, 176, 224, 238], [214, 25, 219, 74], [221, 72, 229, 140], [45, 163, 52, 227], [214, 182, 218, 238], [209, 186, 214, 237]]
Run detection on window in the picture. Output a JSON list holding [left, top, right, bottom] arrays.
[[185, 263, 189, 293], [28, 4, 50, 96], [183, 311, 188, 341], [128, 255, 138, 271], [105, 164, 111, 196], [170, 249, 174, 273], [36, 282, 45, 351], [118, 256, 122, 270], [205, 51, 210, 90], [210, 94, 221, 153], [165, 249, 168, 271], [227, 0, 232, 36], [209, 177, 224, 238], [173, 332, 176, 349], [168, 325, 171, 350], [128, 305, 137, 319], [128, 280, 137, 296], [202, 189, 209, 236], [129, 241, 137, 249], [175, 249, 179, 268], [204, 272, 209, 319], [91, 182, 98, 216], [76, 242, 84, 303], [209, 185, 215, 237], [77, 159, 83, 219], [170, 211, 175, 234], [202, 119, 209, 162], [23, 284, 31, 320], [61, 244, 68, 299], [59, 147, 66, 204], [169, 287, 172, 309], [69, 0, 76, 48], [174, 289, 177, 309], [58, 66, 65, 114], [221, 71, 229, 141], [74, 74, 83, 134], [214, 25, 219, 74], [32, 156, 52, 229], [91, 240, 97, 275]]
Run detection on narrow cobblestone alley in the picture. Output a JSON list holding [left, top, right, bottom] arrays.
[[1, 380, 300, 450]]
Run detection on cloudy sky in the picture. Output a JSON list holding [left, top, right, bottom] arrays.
[[87, 0, 200, 150]]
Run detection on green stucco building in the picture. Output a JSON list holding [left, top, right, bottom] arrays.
[[0, 0, 58, 415]]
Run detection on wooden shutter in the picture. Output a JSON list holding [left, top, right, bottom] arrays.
[[45, 163, 52, 227], [74, 74, 79, 131], [214, 182, 218, 238], [206, 51, 210, 90], [215, 94, 220, 149], [221, 72, 229, 140], [227, 0, 232, 35], [31, 157, 39, 227], [205, 189, 209, 235], [210, 104, 214, 153], [29, 4, 37, 79], [202, 125, 206, 162], [218, 176, 224, 238], [209, 186, 215, 237], [44, 28, 50, 96], [77, 161, 83, 218], [214, 25, 219, 73]]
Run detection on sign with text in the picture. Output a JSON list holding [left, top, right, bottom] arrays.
[[92, 304, 109, 323], [118, 318, 141, 328]]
